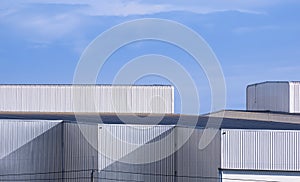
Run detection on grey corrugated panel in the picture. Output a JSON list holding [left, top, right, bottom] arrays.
[[221, 129, 300, 171], [247, 82, 290, 113], [97, 124, 175, 182], [63, 122, 98, 182], [0, 85, 174, 114], [176, 128, 221, 182], [0, 119, 63, 181]]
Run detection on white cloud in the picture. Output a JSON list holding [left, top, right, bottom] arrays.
[[42, 0, 287, 16], [3, 0, 275, 17], [1, 11, 81, 42], [77, 1, 171, 16], [0, 0, 291, 44], [65, 0, 267, 16]]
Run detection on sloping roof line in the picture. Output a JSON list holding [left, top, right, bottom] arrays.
[[1, 110, 300, 130], [206, 110, 300, 125]]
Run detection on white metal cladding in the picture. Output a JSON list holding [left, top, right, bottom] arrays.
[[221, 129, 300, 171], [289, 82, 300, 113], [247, 82, 290, 113], [0, 85, 174, 113], [222, 170, 300, 182]]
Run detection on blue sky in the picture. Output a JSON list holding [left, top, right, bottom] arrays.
[[0, 0, 300, 114]]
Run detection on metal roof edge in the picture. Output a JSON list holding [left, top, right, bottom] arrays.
[[206, 110, 300, 124], [0, 84, 174, 87], [247, 81, 290, 88]]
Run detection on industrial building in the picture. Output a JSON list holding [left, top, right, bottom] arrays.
[[0, 83, 300, 182]]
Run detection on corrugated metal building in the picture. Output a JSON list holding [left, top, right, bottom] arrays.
[[1, 82, 300, 181], [0, 85, 174, 114], [1, 111, 300, 182]]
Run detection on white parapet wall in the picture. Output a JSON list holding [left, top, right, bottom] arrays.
[[247, 81, 300, 113], [0, 85, 174, 114]]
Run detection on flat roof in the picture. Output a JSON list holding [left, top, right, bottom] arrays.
[[0, 84, 173, 87], [247, 81, 300, 87], [206, 110, 300, 124], [1, 110, 300, 130]]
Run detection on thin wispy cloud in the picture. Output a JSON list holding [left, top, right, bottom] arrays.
[[1, 11, 82, 42], [1, 0, 279, 18], [0, 0, 297, 44], [0, 0, 273, 41]]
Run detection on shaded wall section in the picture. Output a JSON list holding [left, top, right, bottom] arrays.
[[176, 128, 221, 182], [0, 119, 63, 181]]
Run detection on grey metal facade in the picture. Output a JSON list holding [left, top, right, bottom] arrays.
[[175, 128, 221, 182], [247, 82, 290, 113], [63, 122, 98, 182], [0, 118, 221, 182], [2, 111, 300, 181], [0, 85, 174, 114], [0, 120, 179, 181], [247, 81, 300, 113]]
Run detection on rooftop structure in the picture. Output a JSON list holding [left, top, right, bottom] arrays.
[[247, 81, 300, 113], [0, 84, 174, 114]]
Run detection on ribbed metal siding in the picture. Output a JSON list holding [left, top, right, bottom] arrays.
[[0, 119, 63, 181], [222, 170, 300, 182], [98, 124, 175, 182], [289, 82, 300, 113], [247, 82, 290, 112], [63, 122, 98, 182], [176, 128, 221, 182], [221, 129, 300, 171], [0, 85, 174, 113]]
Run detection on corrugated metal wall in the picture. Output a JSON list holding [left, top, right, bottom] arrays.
[[0, 119, 63, 181], [97, 124, 176, 182], [247, 82, 290, 113], [63, 122, 98, 182], [221, 129, 300, 171], [0, 85, 174, 113], [0, 119, 222, 181], [176, 128, 221, 182]]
